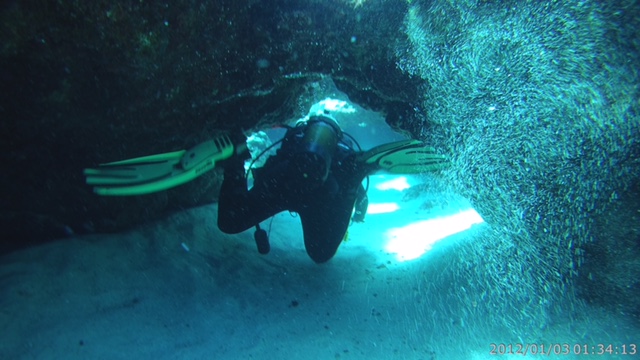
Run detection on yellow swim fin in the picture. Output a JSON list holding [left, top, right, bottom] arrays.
[[84, 135, 236, 196], [359, 139, 449, 174]]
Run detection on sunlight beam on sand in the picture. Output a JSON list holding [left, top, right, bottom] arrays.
[[366, 202, 401, 214], [374, 176, 411, 191], [384, 209, 484, 261]]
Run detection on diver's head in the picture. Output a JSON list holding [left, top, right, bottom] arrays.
[[295, 109, 339, 128]]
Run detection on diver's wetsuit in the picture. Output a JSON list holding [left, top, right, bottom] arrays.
[[217, 121, 370, 263]]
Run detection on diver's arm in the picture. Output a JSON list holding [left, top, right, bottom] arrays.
[[352, 183, 368, 222]]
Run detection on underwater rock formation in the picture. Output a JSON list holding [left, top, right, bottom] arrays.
[[0, 0, 417, 251]]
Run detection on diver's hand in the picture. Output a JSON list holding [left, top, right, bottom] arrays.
[[351, 211, 365, 223]]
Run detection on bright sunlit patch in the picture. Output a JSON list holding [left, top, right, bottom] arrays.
[[375, 176, 411, 191], [367, 202, 400, 215], [385, 209, 484, 261]]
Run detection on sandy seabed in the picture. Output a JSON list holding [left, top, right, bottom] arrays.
[[1, 175, 636, 360]]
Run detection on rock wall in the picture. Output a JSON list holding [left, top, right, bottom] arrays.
[[0, 0, 419, 252]]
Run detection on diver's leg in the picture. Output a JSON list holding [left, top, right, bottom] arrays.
[[217, 155, 284, 234], [300, 201, 353, 263], [299, 157, 372, 263], [217, 156, 287, 234], [217, 155, 253, 233], [299, 177, 357, 263], [352, 183, 368, 223]]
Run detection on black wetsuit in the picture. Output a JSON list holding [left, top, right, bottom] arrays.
[[218, 124, 370, 263]]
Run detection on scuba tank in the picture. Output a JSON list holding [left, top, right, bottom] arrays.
[[292, 115, 341, 185]]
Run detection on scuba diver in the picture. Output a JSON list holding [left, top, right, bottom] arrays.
[[84, 104, 448, 263]]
